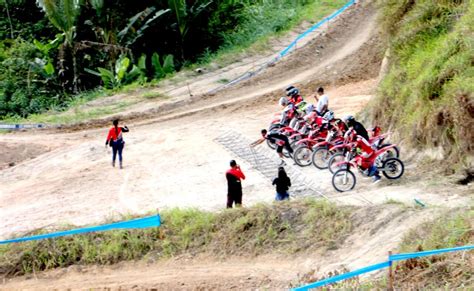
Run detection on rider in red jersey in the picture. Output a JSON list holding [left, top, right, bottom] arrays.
[[286, 87, 304, 105], [344, 116, 381, 183]]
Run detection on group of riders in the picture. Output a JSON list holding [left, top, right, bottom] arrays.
[[105, 84, 403, 198], [251, 85, 404, 192]]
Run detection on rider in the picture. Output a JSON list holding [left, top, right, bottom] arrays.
[[344, 115, 369, 141], [314, 87, 329, 116], [286, 87, 304, 105], [344, 116, 381, 183], [278, 97, 299, 126], [250, 129, 294, 166]]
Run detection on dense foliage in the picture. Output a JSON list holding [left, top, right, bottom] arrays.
[[0, 0, 344, 119], [369, 0, 473, 163]]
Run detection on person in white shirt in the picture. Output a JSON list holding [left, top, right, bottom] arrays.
[[314, 87, 329, 116]]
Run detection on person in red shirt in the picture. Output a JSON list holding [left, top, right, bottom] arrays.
[[226, 160, 246, 208], [286, 87, 304, 105], [105, 119, 129, 169]]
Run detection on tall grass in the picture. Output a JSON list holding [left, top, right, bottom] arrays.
[[391, 209, 474, 289], [196, 0, 347, 66], [367, 0, 473, 167], [329, 209, 473, 289], [0, 199, 352, 278]]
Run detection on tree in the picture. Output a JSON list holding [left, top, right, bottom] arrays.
[[36, 0, 81, 92], [3, 0, 14, 38], [167, 0, 213, 61]]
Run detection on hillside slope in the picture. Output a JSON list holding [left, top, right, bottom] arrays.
[[368, 0, 474, 169]]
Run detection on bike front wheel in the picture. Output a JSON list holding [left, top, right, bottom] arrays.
[[312, 147, 331, 169], [293, 146, 312, 167], [332, 169, 356, 192]]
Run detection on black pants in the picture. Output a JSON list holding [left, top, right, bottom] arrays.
[[227, 191, 242, 208], [276, 135, 293, 154], [111, 141, 124, 162]]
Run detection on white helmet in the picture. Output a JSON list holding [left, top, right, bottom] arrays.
[[279, 97, 288, 107], [305, 104, 315, 114], [323, 110, 335, 121], [343, 115, 355, 123]]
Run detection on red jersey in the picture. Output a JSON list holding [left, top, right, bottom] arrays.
[[226, 168, 246, 180], [107, 127, 126, 142], [288, 95, 303, 105]]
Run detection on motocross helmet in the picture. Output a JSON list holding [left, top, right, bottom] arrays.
[[285, 85, 295, 93], [305, 104, 315, 114], [279, 97, 289, 107], [343, 115, 355, 123], [323, 110, 335, 121], [296, 100, 308, 111], [287, 88, 299, 97]]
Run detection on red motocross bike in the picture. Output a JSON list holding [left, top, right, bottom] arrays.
[[292, 126, 330, 166], [327, 131, 400, 174], [310, 129, 345, 169], [331, 144, 405, 192]]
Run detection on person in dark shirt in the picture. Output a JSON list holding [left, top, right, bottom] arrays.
[[250, 129, 294, 166], [344, 115, 381, 183], [344, 115, 369, 141], [226, 160, 246, 208], [272, 167, 291, 201]]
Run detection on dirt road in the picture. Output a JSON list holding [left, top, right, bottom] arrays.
[[0, 0, 472, 289]]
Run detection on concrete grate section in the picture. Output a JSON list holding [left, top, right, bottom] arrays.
[[214, 130, 326, 198]]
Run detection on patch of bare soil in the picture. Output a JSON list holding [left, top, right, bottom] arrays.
[[0, 142, 51, 170]]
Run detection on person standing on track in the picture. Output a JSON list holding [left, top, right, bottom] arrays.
[[226, 160, 246, 208], [250, 129, 294, 166], [105, 119, 129, 169], [272, 167, 291, 201]]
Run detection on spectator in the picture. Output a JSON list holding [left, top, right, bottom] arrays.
[[272, 167, 291, 201], [226, 160, 246, 208], [105, 119, 129, 169]]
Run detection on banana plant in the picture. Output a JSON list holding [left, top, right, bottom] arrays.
[[151, 52, 175, 79], [126, 54, 148, 84], [118, 7, 170, 47], [33, 34, 64, 76], [85, 55, 131, 89], [36, 0, 81, 92], [167, 0, 213, 60]]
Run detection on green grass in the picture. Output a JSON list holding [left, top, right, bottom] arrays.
[[365, 0, 473, 167], [141, 91, 167, 100], [0, 199, 352, 277], [217, 78, 229, 84], [296, 209, 473, 290], [384, 198, 407, 207], [194, 0, 348, 68], [399, 209, 473, 252], [0, 91, 158, 125], [21, 100, 134, 125]]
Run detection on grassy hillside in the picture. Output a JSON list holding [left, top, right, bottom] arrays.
[[0, 199, 352, 277], [379, 209, 472, 289], [391, 209, 473, 289], [368, 0, 473, 168]]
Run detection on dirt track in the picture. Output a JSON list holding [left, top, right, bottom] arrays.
[[1, 0, 472, 289]]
